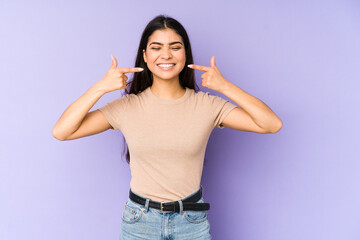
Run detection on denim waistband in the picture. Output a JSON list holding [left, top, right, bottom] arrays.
[[130, 185, 203, 203]]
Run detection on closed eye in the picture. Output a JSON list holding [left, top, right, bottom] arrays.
[[151, 47, 182, 50]]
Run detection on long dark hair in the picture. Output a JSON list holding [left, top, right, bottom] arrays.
[[121, 14, 200, 164]]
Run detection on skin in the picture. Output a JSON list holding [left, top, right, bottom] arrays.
[[143, 28, 187, 100], [53, 27, 282, 141], [188, 57, 283, 133], [141, 28, 283, 133]]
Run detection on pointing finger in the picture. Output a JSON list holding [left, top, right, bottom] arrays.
[[119, 67, 144, 73], [111, 55, 118, 69], [210, 56, 216, 68], [187, 64, 211, 72]]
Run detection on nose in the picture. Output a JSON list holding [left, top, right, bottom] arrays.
[[160, 48, 172, 59]]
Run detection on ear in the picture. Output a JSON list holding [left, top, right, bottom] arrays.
[[143, 49, 146, 62]]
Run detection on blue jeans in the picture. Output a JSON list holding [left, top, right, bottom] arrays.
[[120, 187, 212, 240]]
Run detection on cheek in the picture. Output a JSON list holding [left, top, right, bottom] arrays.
[[145, 56, 156, 70], [177, 51, 186, 64], [146, 53, 156, 63], [179, 50, 186, 59]]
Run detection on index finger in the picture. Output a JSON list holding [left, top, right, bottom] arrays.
[[119, 67, 144, 73], [188, 64, 211, 72]]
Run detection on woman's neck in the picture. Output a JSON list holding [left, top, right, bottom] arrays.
[[150, 81, 186, 100]]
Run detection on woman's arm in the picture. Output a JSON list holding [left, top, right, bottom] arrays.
[[52, 83, 108, 141], [52, 55, 144, 141], [188, 56, 282, 133], [220, 81, 283, 133]]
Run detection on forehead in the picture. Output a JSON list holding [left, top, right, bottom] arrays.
[[147, 28, 183, 45]]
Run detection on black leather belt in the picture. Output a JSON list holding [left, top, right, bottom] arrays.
[[129, 186, 210, 213]]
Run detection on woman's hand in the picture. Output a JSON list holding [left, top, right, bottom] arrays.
[[97, 55, 144, 93], [187, 56, 230, 93]]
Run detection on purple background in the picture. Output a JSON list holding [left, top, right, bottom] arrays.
[[1, 0, 359, 239]]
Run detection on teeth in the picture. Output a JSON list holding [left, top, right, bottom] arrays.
[[158, 64, 175, 67]]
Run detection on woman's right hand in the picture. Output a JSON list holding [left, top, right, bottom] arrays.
[[97, 55, 144, 93]]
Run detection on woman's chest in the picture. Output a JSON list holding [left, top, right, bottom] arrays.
[[120, 106, 213, 156]]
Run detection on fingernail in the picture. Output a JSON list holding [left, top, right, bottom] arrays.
[[187, 64, 192, 67], [138, 67, 144, 71]]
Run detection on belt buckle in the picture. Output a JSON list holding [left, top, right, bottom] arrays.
[[160, 201, 174, 213]]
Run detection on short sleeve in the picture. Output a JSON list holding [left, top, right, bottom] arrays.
[[205, 92, 237, 129], [98, 95, 129, 131]]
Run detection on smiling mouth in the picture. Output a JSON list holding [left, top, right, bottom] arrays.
[[157, 63, 176, 71]]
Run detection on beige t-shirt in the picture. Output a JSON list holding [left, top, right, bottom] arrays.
[[99, 86, 237, 202]]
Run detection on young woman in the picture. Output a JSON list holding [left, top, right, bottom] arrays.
[[53, 14, 282, 240]]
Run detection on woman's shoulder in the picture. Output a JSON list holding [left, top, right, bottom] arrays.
[[191, 89, 219, 101], [104, 91, 138, 106], [120, 90, 145, 100], [190, 88, 207, 97], [190, 88, 232, 108], [117, 89, 150, 106]]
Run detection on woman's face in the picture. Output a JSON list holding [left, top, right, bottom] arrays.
[[143, 28, 186, 83]]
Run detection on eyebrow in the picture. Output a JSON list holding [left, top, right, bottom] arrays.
[[149, 41, 183, 46]]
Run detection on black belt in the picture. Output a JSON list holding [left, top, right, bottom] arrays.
[[129, 186, 210, 213]]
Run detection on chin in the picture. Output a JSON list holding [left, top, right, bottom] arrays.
[[155, 75, 179, 81], [151, 70, 182, 80]]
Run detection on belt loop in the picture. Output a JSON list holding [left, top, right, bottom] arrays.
[[178, 200, 183, 215], [144, 198, 150, 213]]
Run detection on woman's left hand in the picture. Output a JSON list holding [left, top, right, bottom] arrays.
[[187, 56, 230, 93]]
